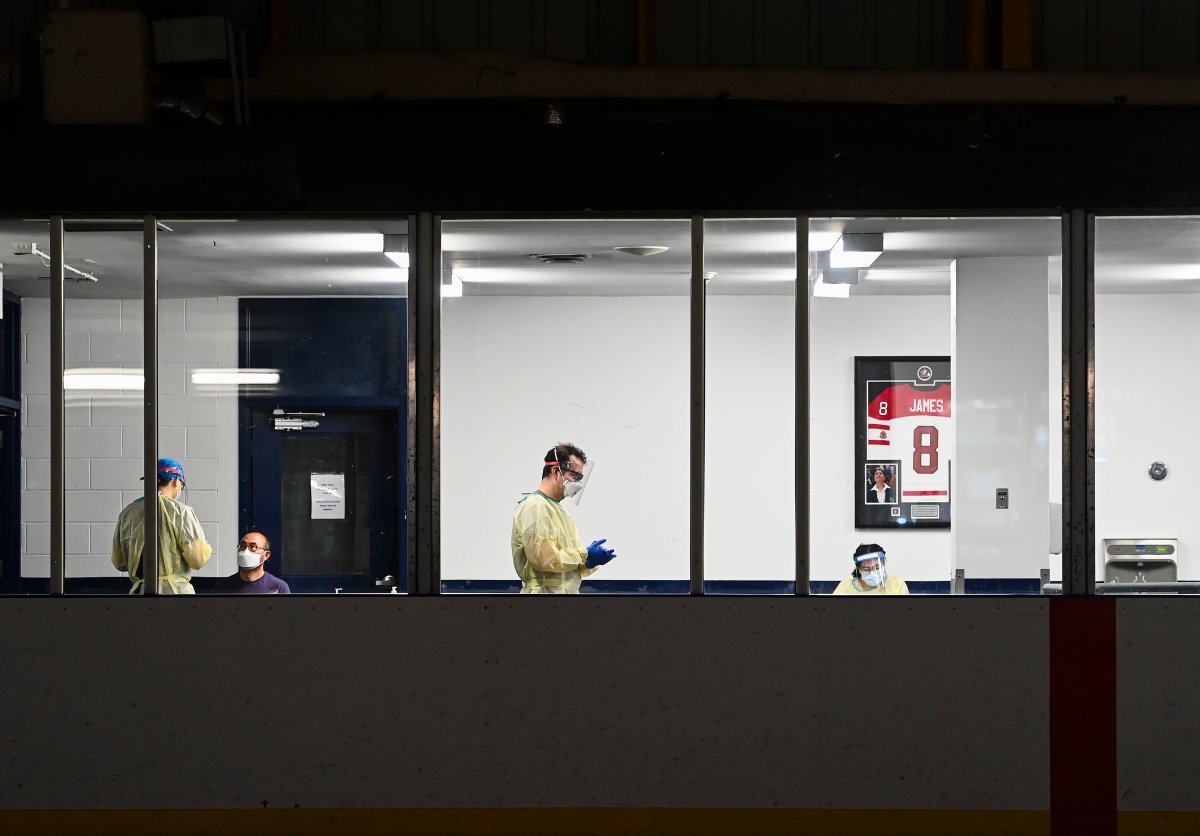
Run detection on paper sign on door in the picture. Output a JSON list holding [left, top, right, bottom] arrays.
[[310, 472, 346, 519]]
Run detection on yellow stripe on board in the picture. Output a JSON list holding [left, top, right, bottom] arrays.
[[1119, 811, 1200, 836], [0, 808, 1051, 836]]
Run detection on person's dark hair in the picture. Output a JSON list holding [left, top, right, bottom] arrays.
[[852, 542, 885, 578], [157, 475, 178, 488], [542, 442, 587, 479], [244, 531, 271, 551]]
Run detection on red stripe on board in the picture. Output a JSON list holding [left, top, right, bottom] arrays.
[[902, 490, 948, 496], [867, 440, 889, 446], [867, 423, 889, 430], [1050, 597, 1116, 836]]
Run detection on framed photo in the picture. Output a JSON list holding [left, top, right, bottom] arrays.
[[854, 357, 951, 529]]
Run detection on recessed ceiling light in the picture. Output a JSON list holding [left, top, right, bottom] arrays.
[[613, 246, 669, 256], [528, 253, 590, 264]]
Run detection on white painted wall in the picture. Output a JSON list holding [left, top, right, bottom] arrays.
[[13, 285, 1079, 587], [19, 297, 240, 582], [809, 294, 953, 582], [952, 258, 1051, 579], [442, 287, 1066, 584], [1048, 281, 1063, 581], [444, 292, 951, 582], [704, 294, 795, 580], [441, 296, 692, 582], [1095, 293, 1200, 579]]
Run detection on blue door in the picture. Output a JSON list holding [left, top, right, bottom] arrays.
[[243, 406, 402, 593], [237, 298, 407, 594]]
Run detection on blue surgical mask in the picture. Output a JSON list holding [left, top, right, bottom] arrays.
[[860, 569, 882, 588]]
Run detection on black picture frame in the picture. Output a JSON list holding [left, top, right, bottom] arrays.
[[854, 356, 951, 530]]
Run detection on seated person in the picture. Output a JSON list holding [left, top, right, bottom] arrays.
[[211, 531, 291, 594], [833, 543, 909, 595]]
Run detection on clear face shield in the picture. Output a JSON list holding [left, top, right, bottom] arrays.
[[561, 458, 594, 506], [547, 449, 595, 506], [855, 550, 887, 589]]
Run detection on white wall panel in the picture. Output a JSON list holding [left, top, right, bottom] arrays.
[[19, 296, 241, 581], [442, 295, 690, 582], [810, 294, 952, 582], [1095, 293, 1200, 579], [64, 489, 123, 523], [64, 427, 123, 458], [87, 331, 141, 364], [952, 257, 1052, 580], [88, 458, 142, 490]]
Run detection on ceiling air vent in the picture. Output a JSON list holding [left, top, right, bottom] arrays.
[[527, 253, 591, 264]]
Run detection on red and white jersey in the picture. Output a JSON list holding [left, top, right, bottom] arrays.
[[866, 381, 952, 503]]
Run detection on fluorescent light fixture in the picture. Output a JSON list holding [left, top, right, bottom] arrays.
[[442, 272, 463, 298], [63, 368, 145, 389], [613, 245, 669, 256], [383, 233, 409, 269], [829, 233, 883, 269], [811, 271, 850, 298], [13, 243, 99, 282], [190, 368, 281, 386], [864, 268, 950, 281]]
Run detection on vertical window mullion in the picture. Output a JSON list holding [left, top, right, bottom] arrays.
[[691, 216, 705, 595], [49, 217, 64, 596], [410, 212, 441, 595], [1062, 209, 1095, 595], [143, 216, 159, 596], [796, 217, 810, 595]]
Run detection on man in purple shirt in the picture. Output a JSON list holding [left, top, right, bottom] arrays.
[[212, 530, 291, 594]]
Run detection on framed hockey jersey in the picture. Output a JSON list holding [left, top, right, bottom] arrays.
[[854, 356, 951, 530]]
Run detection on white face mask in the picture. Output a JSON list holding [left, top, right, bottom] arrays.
[[859, 568, 882, 588], [237, 549, 263, 570], [562, 476, 583, 497]]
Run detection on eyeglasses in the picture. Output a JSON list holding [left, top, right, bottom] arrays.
[[857, 563, 881, 572], [237, 541, 268, 553], [562, 469, 584, 482]]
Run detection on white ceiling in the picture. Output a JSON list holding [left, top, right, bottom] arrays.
[[0, 216, 1197, 300]]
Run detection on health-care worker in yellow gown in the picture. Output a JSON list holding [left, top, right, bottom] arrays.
[[833, 543, 909, 595], [511, 442, 617, 593], [112, 457, 213, 594]]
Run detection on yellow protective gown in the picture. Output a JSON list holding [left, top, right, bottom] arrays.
[[111, 494, 213, 594], [832, 574, 909, 595], [511, 491, 597, 594]]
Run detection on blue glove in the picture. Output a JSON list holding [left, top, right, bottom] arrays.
[[585, 538, 617, 568]]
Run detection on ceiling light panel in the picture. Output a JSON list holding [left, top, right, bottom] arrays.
[[829, 233, 883, 268]]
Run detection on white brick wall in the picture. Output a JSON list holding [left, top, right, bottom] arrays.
[[19, 296, 240, 580]]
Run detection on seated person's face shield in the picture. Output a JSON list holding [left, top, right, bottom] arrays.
[[854, 550, 887, 588]]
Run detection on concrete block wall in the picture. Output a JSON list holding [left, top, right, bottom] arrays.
[[19, 296, 240, 581]]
